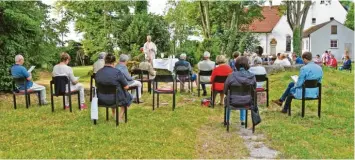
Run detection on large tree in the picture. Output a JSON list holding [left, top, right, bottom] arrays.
[[285, 0, 312, 56], [345, 2, 354, 30]]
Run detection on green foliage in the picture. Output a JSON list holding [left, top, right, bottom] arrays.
[[345, 2, 354, 30], [293, 27, 301, 56], [0, 1, 59, 91]]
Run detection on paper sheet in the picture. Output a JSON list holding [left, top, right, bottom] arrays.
[[27, 66, 35, 73], [291, 75, 298, 83]]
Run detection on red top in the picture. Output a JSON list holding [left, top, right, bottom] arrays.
[[210, 64, 233, 91], [328, 58, 338, 68]]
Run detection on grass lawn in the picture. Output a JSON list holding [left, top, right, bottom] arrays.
[[0, 66, 353, 158]]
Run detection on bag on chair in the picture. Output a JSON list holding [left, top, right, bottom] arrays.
[[91, 87, 98, 120]]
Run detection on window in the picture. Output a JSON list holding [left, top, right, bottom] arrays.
[[286, 35, 291, 52], [312, 18, 316, 24], [331, 25, 337, 34], [306, 40, 309, 50], [330, 40, 338, 48]]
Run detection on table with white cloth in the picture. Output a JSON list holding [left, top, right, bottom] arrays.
[[153, 58, 179, 72]]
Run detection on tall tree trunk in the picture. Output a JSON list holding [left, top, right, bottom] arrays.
[[199, 1, 210, 39]]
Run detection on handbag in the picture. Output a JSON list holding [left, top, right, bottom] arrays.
[[91, 87, 98, 120], [251, 107, 261, 126]]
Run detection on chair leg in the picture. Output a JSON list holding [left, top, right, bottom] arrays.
[[157, 93, 160, 108], [302, 99, 305, 118], [266, 90, 269, 107], [78, 92, 81, 110], [125, 106, 128, 123], [28, 94, 31, 106], [226, 107, 230, 132], [212, 91, 216, 108], [198, 83, 200, 97], [37, 92, 41, 106], [116, 107, 119, 127], [51, 94, 54, 112], [224, 105, 227, 126], [141, 82, 144, 94], [94, 119, 97, 125], [136, 88, 139, 104], [62, 96, 65, 110], [13, 94, 17, 109], [69, 95, 72, 112], [152, 92, 155, 110], [245, 110, 248, 129], [25, 95, 29, 109], [173, 93, 176, 111], [106, 107, 109, 121], [288, 104, 291, 116], [318, 98, 321, 118]]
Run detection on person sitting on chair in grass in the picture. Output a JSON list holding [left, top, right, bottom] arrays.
[[11, 54, 48, 105], [52, 52, 87, 110], [95, 53, 132, 120], [211, 55, 233, 106], [93, 52, 106, 73], [272, 52, 323, 113], [339, 55, 351, 71], [327, 54, 338, 69], [224, 56, 256, 126], [198, 51, 215, 96], [116, 54, 143, 103], [138, 56, 156, 80], [174, 53, 197, 92]]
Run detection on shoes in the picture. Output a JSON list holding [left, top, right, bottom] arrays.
[[65, 105, 70, 109], [80, 104, 88, 110], [202, 91, 207, 96], [272, 99, 283, 107], [241, 122, 245, 126], [280, 110, 288, 114], [133, 99, 144, 103]]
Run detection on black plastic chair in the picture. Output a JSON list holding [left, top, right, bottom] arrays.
[[90, 73, 96, 102], [94, 83, 127, 127], [225, 84, 257, 133], [211, 76, 228, 108], [290, 80, 321, 118], [175, 70, 193, 92], [50, 76, 80, 112], [255, 74, 269, 107], [198, 70, 212, 97], [131, 69, 152, 94], [11, 77, 42, 109], [152, 75, 176, 111]]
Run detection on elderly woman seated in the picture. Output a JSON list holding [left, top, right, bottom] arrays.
[[224, 56, 257, 126], [96, 53, 132, 120], [211, 55, 233, 105], [339, 55, 351, 70]]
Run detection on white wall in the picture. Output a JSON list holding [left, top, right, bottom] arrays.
[[310, 21, 354, 60], [302, 37, 311, 53]]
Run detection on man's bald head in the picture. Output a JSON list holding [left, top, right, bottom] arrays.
[[15, 54, 24, 65]]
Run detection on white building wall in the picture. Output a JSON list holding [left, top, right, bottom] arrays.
[[270, 16, 294, 54], [310, 21, 354, 61]]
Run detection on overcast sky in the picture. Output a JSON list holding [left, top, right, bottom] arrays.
[[42, 0, 168, 41]]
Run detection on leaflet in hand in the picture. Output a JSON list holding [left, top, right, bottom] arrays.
[[27, 66, 35, 73], [291, 75, 298, 83], [73, 77, 80, 81]]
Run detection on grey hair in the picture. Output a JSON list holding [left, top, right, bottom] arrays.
[[99, 52, 107, 59], [119, 54, 129, 62], [180, 53, 187, 60], [15, 54, 24, 62]]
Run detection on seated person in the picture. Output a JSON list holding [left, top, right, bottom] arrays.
[[198, 51, 215, 96], [224, 56, 256, 126], [174, 53, 196, 91], [95, 53, 132, 120], [272, 52, 323, 113], [11, 54, 48, 104], [229, 51, 240, 71], [292, 52, 304, 64], [93, 52, 106, 73], [249, 58, 267, 88], [327, 54, 338, 68], [211, 55, 233, 105], [273, 53, 282, 64], [339, 55, 351, 70], [116, 54, 143, 103], [273, 53, 291, 66], [138, 56, 156, 79], [313, 54, 322, 66], [52, 52, 87, 109]]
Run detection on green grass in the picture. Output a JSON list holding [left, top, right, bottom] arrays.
[[0, 66, 353, 158]]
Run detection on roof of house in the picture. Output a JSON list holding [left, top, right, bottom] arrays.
[[247, 6, 281, 33], [302, 19, 344, 38]]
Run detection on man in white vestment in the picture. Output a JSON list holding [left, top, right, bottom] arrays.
[[143, 35, 157, 63]]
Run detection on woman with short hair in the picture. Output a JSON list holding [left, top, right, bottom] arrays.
[[210, 55, 233, 105]]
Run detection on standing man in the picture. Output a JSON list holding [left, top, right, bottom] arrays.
[[143, 35, 157, 63]]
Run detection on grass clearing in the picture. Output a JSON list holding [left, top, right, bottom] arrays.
[[0, 66, 353, 158]]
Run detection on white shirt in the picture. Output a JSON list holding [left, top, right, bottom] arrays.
[[274, 59, 291, 66], [249, 66, 267, 88], [52, 64, 76, 83], [143, 41, 157, 60], [198, 59, 215, 82]]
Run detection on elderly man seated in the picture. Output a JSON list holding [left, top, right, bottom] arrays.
[[174, 53, 196, 92], [138, 56, 156, 80], [93, 52, 106, 73], [11, 54, 48, 105], [116, 54, 143, 103], [198, 51, 215, 96]]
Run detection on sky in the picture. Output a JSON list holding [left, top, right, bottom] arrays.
[[42, 0, 168, 42]]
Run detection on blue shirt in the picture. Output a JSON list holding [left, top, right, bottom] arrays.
[[343, 59, 351, 69], [11, 64, 33, 90], [174, 59, 191, 72], [115, 63, 134, 85], [291, 62, 323, 99], [295, 57, 304, 64]]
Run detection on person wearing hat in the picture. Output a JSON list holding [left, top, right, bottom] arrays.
[[93, 52, 107, 73], [198, 51, 216, 96]]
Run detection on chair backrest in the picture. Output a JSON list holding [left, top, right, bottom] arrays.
[[52, 76, 70, 95], [154, 75, 174, 82], [91, 73, 96, 79], [131, 69, 142, 75], [176, 70, 190, 75], [199, 70, 213, 76], [96, 83, 117, 95], [228, 85, 253, 96], [255, 74, 268, 82], [213, 76, 228, 83], [12, 77, 27, 91], [303, 80, 319, 88]]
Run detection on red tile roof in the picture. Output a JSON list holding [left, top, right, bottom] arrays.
[[247, 6, 281, 33]]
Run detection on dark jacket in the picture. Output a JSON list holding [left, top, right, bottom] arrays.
[[224, 69, 256, 108], [174, 59, 192, 72]]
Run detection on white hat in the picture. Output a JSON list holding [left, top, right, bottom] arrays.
[[203, 51, 211, 57]]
